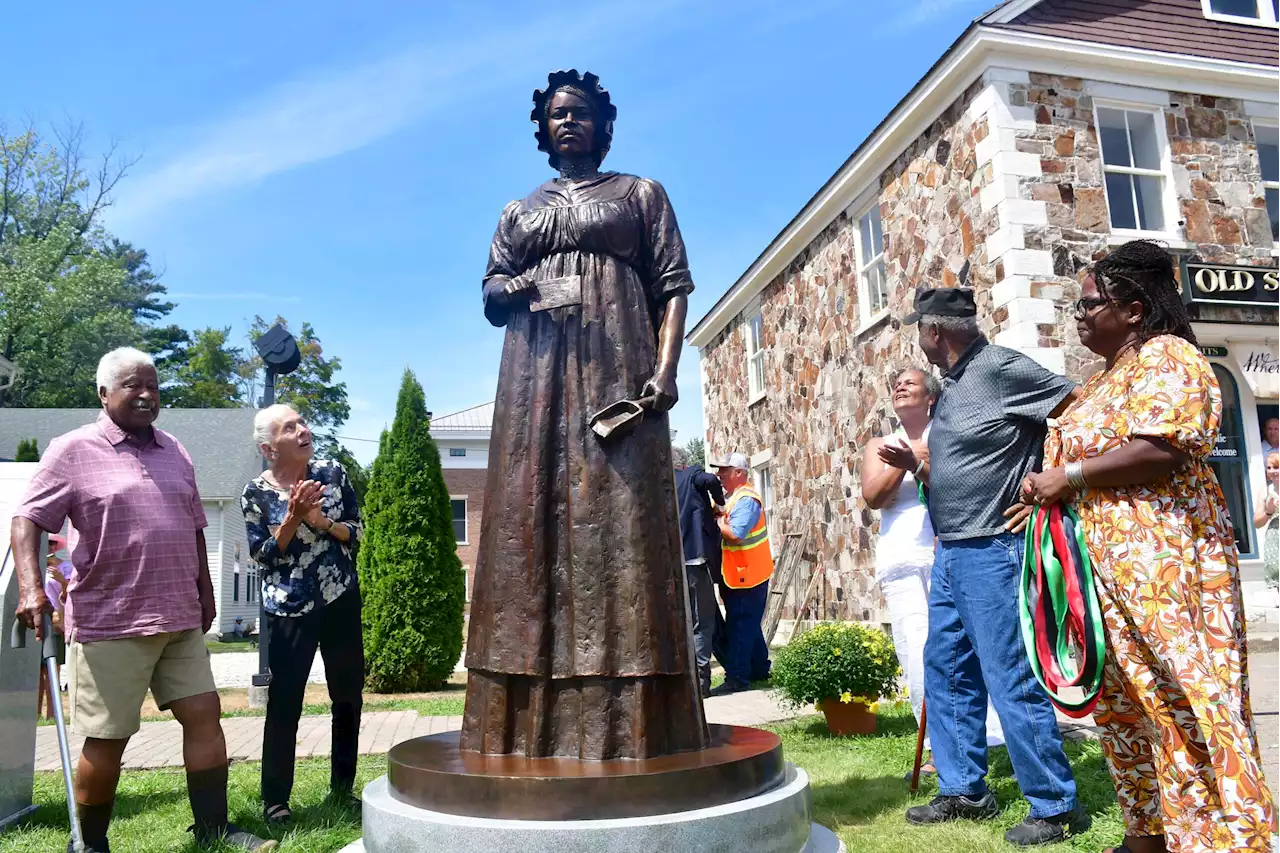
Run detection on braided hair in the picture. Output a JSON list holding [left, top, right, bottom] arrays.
[[1091, 240, 1197, 345], [530, 70, 617, 169]]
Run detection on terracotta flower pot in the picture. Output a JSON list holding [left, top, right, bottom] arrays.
[[817, 696, 877, 736]]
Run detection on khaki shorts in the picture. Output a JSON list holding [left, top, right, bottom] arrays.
[[69, 629, 217, 739]]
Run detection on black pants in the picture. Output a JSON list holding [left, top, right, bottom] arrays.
[[261, 587, 364, 808], [684, 561, 719, 693]]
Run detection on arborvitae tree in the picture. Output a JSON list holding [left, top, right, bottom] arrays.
[[15, 438, 39, 462], [358, 369, 465, 692]]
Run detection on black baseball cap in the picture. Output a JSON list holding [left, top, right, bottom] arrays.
[[902, 288, 978, 325]]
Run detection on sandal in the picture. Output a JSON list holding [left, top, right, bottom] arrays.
[[903, 762, 937, 781], [263, 803, 293, 825]]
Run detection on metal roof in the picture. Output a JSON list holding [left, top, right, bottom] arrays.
[[431, 401, 494, 432], [0, 408, 263, 499]]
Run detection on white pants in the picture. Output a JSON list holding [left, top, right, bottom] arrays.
[[879, 562, 1005, 751]]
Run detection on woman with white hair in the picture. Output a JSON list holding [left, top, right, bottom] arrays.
[[240, 404, 364, 825], [862, 367, 1005, 779]]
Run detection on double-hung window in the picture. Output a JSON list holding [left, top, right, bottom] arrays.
[[746, 310, 765, 401], [1255, 123, 1279, 242], [1201, 0, 1278, 26], [855, 205, 888, 326], [450, 497, 468, 545], [1096, 105, 1174, 235], [753, 462, 776, 555]]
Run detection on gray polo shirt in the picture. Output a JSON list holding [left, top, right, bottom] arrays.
[[928, 337, 1075, 541]]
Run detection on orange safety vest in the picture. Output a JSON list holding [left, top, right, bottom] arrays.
[[721, 485, 774, 589]]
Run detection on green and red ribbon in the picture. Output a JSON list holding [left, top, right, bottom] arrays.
[[1019, 503, 1106, 719]]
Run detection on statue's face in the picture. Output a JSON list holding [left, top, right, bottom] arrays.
[[547, 90, 596, 159]]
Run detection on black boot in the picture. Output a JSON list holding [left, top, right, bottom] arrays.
[[187, 765, 277, 851], [905, 792, 999, 824], [1003, 803, 1091, 847], [72, 799, 114, 853]]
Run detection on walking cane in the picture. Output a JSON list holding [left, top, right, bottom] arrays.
[[12, 610, 83, 852], [909, 698, 927, 793]]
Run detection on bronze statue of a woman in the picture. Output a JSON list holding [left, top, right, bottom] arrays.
[[460, 70, 709, 760]]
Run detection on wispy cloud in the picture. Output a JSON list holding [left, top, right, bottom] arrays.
[[886, 0, 988, 30], [167, 291, 302, 303], [108, 3, 686, 228]]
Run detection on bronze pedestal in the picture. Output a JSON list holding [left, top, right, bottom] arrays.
[[387, 724, 784, 821]]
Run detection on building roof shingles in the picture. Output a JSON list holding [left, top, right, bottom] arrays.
[[0, 408, 263, 500]]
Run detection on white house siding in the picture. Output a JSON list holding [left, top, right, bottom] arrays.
[[206, 499, 258, 636]]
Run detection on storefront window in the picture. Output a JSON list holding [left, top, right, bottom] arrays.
[[1209, 365, 1255, 557]]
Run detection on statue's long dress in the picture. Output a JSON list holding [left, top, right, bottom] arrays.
[[461, 173, 709, 760]]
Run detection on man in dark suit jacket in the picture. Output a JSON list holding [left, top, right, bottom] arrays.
[[673, 448, 725, 697]]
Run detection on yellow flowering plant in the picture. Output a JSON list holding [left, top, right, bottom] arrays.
[[771, 621, 900, 709]]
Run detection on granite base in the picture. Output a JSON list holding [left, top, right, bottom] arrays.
[[353, 762, 842, 853]]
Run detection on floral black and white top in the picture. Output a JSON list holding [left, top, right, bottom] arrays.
[[241, 459, 363, 617]]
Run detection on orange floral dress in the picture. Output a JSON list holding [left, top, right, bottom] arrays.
[[1045, 335, 1274, 852]]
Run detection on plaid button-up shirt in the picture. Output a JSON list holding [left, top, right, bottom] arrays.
[[15, 413, 208, 642]]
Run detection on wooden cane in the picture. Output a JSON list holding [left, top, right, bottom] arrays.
[[909, 698, 927, 793]]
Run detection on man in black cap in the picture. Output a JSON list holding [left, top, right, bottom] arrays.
[[890, 288, 1087, 847]]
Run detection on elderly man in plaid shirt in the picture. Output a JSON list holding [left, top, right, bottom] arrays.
[[11, 347, 275, 853]]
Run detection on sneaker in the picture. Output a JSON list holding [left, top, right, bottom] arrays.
[[707, 679, 749, 697], [1003, 804, 1091, 847], [190, 823, 279, 851], [905, 792, 999, 825]]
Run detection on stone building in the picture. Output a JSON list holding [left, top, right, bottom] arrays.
[[687, 0, 1279, 623]]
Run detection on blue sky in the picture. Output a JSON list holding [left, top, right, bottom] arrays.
[[7, 0, 993, 463]]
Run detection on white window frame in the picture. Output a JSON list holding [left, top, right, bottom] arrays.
[[1254, 120, 1280, 245], [853, 202, 889, 330], [752, 458, 777, 557], [1201, 0, 1278, 27], [450, 495, 469, 545], [1093, 101, 1179, 241], [745, 308, 766, 404]]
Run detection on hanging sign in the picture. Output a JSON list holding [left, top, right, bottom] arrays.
[[1235, 343, 1280, 399], [1185, 262, 1279, 307]]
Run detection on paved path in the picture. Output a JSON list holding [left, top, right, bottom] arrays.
[[34, 688, 801, 772], [208, 651, 326, 689]]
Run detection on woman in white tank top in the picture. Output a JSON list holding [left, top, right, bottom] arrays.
[[862, 369, 1004, 775]]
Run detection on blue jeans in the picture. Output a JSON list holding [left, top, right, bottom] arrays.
[[925, 534, 1077, 818], [719, 581, 771, 685]]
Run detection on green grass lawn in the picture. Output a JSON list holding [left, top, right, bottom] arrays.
[[776, 703, 1124, 853], [11, 702, 1123, 852], [6, 754, 380, 853], [206, 640, 258, 654]]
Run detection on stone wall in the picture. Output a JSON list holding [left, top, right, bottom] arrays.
[[1012, 74, 1276, 333], [697, 67, 1277, 622]]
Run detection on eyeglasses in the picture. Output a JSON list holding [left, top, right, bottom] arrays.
[[1073, 297, 1110, 319]]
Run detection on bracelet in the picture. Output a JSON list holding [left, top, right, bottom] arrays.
[[1065, 460, 1089, 490], [914, 460, 925, 477]]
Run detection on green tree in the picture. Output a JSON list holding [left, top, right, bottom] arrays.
[[358, 369, 465, 692], [164, 327, 246, 408], [244, 316, 365, 498], [683, 437, 706, 469], [0, 123, 152, 408], [14, 438, 38, 462]]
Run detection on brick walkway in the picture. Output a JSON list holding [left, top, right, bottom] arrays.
[[34, 689, 801, 772]]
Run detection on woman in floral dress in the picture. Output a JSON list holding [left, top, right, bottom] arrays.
[[1021, 241, 1274, 853]]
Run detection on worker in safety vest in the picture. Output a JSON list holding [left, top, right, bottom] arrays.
[[708, 452, 774, 697]]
